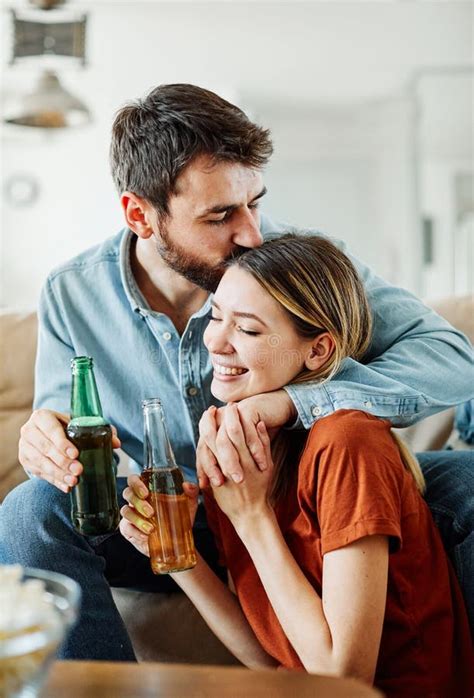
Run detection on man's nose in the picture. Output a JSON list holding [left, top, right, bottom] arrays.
[[231, 208, 263, 249]]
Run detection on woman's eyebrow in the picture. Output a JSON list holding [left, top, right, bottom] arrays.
[[199, 186, 267, 217], [211, 299, 269, 328]]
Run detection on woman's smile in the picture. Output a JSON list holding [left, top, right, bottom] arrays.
[[211, 358, 249, 380]]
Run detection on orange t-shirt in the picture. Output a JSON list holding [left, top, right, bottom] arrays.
[[204, 410, 474, 698]]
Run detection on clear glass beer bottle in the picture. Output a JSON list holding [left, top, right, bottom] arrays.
[[141, 398, 197, 574], [66, 356, 120, 535]]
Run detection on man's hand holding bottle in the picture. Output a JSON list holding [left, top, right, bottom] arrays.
[[18, 408, 121, 493]]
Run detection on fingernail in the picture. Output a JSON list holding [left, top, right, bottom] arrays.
[[139, 487, 148, 497], [69, 463, 82, 476], [144, 504, 154, 517], [64, 474, 75, 486], [211, 477, 221, 487], [142, 523, 154, 534], [66, 448, 77, 458], [231, 473, 243, 483]]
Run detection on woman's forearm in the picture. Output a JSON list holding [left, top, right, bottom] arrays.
[[235, 510, 334, 674], [170, 554, 277, 669]]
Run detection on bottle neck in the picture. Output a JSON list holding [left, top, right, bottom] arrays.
[[143, 401, 177, 470], [70, 358, 106, 426]]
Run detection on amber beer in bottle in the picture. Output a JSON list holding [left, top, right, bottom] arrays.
[[141, 399, 197, 574], [67, 356, 120, 535]]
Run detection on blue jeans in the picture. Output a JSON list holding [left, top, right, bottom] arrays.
[[0, 478, 224, 661], [0, 452, 473, 660], [416, 450, 474, 636]]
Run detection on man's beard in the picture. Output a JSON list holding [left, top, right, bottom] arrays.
[[155, 227, 247, 292]]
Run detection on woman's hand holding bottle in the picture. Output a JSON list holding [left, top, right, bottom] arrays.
[[119, 475, 199, 557]]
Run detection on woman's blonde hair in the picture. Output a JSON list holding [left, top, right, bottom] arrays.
[[232, 234, 425, 498]]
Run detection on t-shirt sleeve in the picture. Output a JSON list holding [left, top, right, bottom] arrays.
[[203, 489, 227, 567], [308, 411, 404, 556]]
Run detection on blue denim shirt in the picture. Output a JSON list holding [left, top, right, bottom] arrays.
[[34, 215, 473, 482]]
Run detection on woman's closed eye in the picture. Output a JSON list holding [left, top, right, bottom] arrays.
[[237, 326, 260, 337], [208, 315, 260, 337]]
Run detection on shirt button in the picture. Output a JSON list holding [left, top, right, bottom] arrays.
[[163, 332, 172, 341], [311, 406, 322, 416], [364, 400, 373, 409], [188, 386, 198, 397]]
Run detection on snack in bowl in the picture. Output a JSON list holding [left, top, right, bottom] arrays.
[[0, 565, 80, 697]]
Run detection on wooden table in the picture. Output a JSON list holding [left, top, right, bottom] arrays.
[[41, 661, 384, 697]]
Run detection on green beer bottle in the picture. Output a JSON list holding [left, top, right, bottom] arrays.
[[67, 356, 120, 536]]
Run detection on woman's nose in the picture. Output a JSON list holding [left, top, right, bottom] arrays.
[[205, 322, 234, 354]]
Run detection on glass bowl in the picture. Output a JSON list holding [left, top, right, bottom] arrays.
[[0, 567, 81, 698]]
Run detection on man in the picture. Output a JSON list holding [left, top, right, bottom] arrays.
[[0, 84, 472, 659]]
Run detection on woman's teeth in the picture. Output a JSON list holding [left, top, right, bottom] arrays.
[[214, 365, 248, 376]]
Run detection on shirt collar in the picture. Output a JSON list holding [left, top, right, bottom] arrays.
[[119, 229, 151, 315]]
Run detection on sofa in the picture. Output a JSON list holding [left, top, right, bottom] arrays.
[[0, 297, 472, 663]]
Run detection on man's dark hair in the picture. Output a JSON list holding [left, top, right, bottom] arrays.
[[110, 83, 273, 219]]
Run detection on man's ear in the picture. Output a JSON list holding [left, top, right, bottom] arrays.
[[304, 333, 335, 371], [120, 192, 155, 239]]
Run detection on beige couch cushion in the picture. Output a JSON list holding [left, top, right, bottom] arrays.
[[0, 312, 37, 501], [430, 295, 474, 343]]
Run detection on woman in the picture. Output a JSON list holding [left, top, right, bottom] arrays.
[[120, 234, 473, 696]]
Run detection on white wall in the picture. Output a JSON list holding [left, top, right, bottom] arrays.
[[260, 98, 419, 289], [1, 1, 472, 309], [417, 71, 474, 299]]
